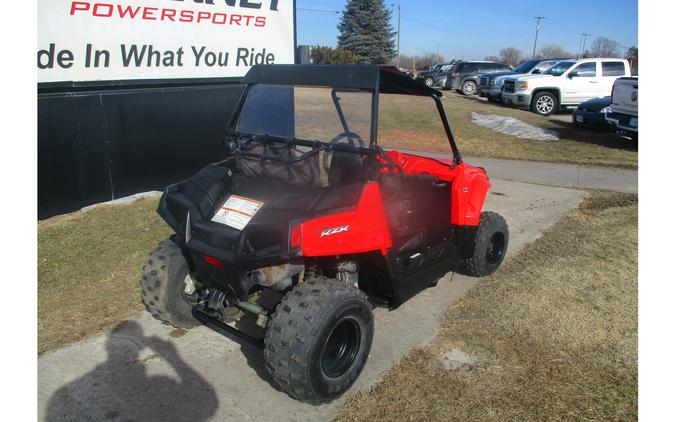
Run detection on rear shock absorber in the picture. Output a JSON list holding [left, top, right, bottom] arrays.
[[336, 261, 359, 288]]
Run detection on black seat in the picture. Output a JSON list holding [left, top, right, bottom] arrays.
[[327, 150, 364, 186]]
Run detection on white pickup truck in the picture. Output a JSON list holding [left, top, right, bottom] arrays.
[[501, 58, 631, 116], [605, 77, 638, 141]]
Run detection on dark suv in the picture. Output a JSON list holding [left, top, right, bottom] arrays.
[[444, 61, 512, 95], [415, 62, 457, 87]]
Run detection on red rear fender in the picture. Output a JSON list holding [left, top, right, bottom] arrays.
[[300, 182, 393, 257]]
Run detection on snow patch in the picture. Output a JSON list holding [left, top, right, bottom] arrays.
[[471, 112, 559, 141], [440, 349, 479, 370]]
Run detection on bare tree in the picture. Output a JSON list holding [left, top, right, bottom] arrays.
[[537, 44, 572, 58], [484, 55, 499, 62], [625, 46, 638, 74], [589, 36, 621, 58], [499, 47, 524, 67], [415, 52, 445, 70], [397, 54, 415, 70]]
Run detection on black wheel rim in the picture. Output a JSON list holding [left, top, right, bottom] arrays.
[[320, 317, 361, 379], [486, 232, 506, 265]]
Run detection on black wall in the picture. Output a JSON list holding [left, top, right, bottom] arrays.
[[38, 82, 245, 219]]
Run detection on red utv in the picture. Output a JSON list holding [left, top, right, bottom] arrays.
[[141, 64, 509, 403]]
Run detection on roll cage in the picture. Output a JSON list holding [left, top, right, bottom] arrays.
[[225, 65, 463, 167]]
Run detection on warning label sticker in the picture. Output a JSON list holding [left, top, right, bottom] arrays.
[[211, 195, 264, 231]]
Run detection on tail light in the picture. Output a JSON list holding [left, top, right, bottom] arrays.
[[290, 226, 301, 248], [203, 254, 224, 268], [289, 225, 302, 257]]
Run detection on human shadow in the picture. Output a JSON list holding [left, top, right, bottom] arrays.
[[45, 321, 218, 422]]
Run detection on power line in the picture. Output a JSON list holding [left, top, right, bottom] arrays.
[[532, 16, 545, 56], [400, 15, 530, 38], [297, 8, 339, 14]]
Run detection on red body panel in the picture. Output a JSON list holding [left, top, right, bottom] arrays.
[[300, 182, 393, 257], [382, 151, 490, 226], [300, 150, 490, 257]]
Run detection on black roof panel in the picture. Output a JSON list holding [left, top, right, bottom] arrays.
[[242, 64, 441, 97]]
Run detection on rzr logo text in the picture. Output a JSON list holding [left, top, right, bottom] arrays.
[[320, 225, 350, 238]]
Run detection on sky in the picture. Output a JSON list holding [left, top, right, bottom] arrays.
[[296, 0, 638, 60]]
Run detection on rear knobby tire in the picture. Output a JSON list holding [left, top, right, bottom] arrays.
[[264, 278, 374, 403], [462, 211, 509, 277], [140, 237, 199, 329]]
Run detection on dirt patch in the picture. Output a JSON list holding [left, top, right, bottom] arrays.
[[169, 328, 188, 339], [38, 197, 171, 354], [336, 191, 637, 421]]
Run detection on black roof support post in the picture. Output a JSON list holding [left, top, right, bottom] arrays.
[[433, 94, 462, 165]]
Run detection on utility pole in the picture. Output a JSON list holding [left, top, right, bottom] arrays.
[[578, 33, 591, 58], [532, 16, 545, 57], [396, 4, 401, 68], [436, 42, 440, 64]]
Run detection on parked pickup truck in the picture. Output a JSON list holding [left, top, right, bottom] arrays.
[[605, 77, 638, 140], [501, 58, 631, 116], [477, 58, 567, 103]]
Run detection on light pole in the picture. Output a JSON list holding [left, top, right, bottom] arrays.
[[578, 33, 591, 58], [532, 16, 545, 57], [396, 4, 401, 68]]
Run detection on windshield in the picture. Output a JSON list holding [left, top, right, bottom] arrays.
[[544, 61, 576, 76], [236, 85, 373, 144], [512, 59, 539, 73]]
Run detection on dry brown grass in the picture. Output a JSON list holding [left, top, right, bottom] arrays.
[[336, 191, 637, 421], [291, 88, 636, 168], [378, 92, 638, 169], [38, 197, 170, 354]]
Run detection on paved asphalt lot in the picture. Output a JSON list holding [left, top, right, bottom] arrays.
[[39, 179, 586, 422]]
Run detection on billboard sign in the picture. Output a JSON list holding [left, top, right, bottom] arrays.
[[38, 0, 296, 83]]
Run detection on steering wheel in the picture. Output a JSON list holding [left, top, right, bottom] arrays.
[[329, 131, 365, 148]]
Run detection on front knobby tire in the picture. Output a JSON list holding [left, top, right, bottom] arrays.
[[140, 237, 199, 329], [264, 278, 374, 403], [462, 211, 509, 277]]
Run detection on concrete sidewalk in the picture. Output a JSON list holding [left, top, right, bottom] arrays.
[[399, 149, 638, 194], [39, 179, 586, 422]]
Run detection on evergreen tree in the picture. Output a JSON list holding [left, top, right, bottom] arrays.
[[337, 0, 396, 64], [310, 46, 358, 64]]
